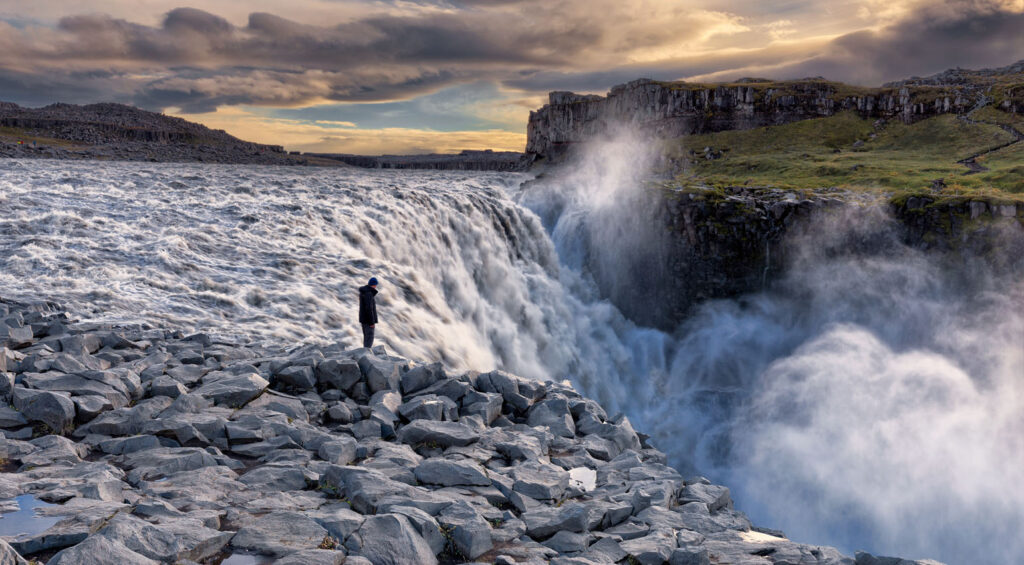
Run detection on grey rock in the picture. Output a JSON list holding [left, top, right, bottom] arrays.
[[619, 529, 678, 565], [0, 405, 28, 429], [670, 547, 711, 565], [400, 362, 445, 395], [527, 397, 575, 438], [679, 483, 732, 512], [327, 402, 353, 423], [855, 552, 945, 565], [512, 460, 570, 500], [523, 502, 591, 538], [317, 358, 362, 392], [230, 511, 330, 556], [45, 534, 159, 565], [543, 530, 590, 553], [437, 500, 493, 560], [12, 388, 75, 432], [318, 436, 358, 465], [352, 419, 382, 440], [238, 464, 310, 491], [359, 355, 401, 393], [193, 372, 267, 407], [415, 458, 491, 486], [583, 536, 628, 563], [311, 504, 366, 542], [345, 514, 438, 565], [0, 539, 28, 565], [98, 513, 231, 562], [149, 375, 187, 398], [386, 506, 446, 555], [0, 371, 14, 401], [276, 364, 317, 390], [399, 395, 457, 422], [274, 549, 347, 565], [397, 420, 479, 448]]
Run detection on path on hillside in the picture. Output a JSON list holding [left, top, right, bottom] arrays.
[[957, 97, 1024, 173]]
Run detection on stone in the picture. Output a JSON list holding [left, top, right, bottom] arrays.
[[12, 388, 75, 432], [0, 370, 14, 401], [679, 483, 732, 512], [0, 405, 28, 429], [318, 436, 358, 465], [327, 402, 353, 423], [386, 506, 446, 555], [359, 354, 401, 393], [316, 358, 362, 392], [98, 513, 231, 562], [274, 549, 347, 564], [276, 364, 317, 390], [462, 391, 503, 424], [238, 464, 310, 491], [193, 373, 267, 407], [312, 505, 366, 541], [150, 375, 187, 398], [522, 503, 591, 539], [230, 511, 330, 557], [345, 514, 439, 565], [46, 534, 159, 565], [512, 460, 570, 500], [620, 529, 678, 565], [437, 500, 493, 560], [400, 362, 445, 395], [527, 397, 576, 438], [0, 539, 28, 565], [397, 420, 479, 448], [414, 458, 491, 487], [543, 530, 590, 554], [583, 536, 628, 563], [669, 547, 711, 565], [399, 395, 457, 422]]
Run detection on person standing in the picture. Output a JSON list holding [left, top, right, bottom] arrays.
[[358, 277, 379, 348]]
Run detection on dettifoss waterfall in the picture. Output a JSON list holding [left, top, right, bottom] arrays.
[[2, 154, 1021, 565]]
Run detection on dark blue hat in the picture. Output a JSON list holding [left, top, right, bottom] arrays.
[[368, 277, 379, 286]]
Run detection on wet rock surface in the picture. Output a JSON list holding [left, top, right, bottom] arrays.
[[0, 298, 941, 564]]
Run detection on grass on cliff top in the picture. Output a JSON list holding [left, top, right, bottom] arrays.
[[0, 126, 84, 148], [668, 110, 1024, 199]]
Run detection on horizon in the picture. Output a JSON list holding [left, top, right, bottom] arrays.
[[1, 0, 1022, 155]]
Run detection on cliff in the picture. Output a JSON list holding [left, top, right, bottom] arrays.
[[526, 61, 1024, 161]]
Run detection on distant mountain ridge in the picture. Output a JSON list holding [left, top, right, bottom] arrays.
[[0, 100, 318, 165]]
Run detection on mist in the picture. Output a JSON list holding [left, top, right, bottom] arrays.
[[518, 132, 1024, 564]]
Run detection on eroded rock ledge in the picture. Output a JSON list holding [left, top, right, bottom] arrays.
[[0, 299, 940, 565]]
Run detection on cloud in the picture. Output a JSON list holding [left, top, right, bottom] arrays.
[[166, 105, 527, 154], [0, 0, 1021, 152]]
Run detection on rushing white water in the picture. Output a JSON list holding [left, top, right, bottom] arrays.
[[1, 157, 1021, 564]]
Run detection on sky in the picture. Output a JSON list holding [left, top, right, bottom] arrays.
[[0, 0, 1022, 154]]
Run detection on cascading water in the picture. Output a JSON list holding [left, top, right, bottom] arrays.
[[1, 155, 1021, 565]]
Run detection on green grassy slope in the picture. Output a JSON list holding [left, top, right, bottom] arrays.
[[667, 110, 1024, 199]]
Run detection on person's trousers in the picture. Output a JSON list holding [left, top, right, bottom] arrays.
[[361, 324, 375, 348]]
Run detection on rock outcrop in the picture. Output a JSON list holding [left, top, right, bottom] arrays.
[[526, 61, 1024, 162], [0, 101, 306, 165], [0, 298, 942, 564]]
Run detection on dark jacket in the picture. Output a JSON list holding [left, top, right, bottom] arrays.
[[358, 285, 378, 325]]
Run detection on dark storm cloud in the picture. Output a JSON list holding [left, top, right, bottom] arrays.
[[701, 0, 1024, 84], [0, 0, 1021, 114]]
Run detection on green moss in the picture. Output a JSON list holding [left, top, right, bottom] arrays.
[[667, 111, 1024, 200]]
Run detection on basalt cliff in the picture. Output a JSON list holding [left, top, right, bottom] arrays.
[[526, 60, 1024, 161]]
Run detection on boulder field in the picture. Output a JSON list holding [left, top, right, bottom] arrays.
[[0, 298, 940, 565]]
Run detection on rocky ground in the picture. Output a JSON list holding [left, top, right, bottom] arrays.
[[0, 298, 941, 565]]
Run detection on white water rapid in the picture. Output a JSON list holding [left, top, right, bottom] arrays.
[[1, 156, 1021, 564]]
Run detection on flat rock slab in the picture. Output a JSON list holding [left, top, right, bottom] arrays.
[[193, 373, 267, 407], [230, 511, 330, 556], [46, 534, 159, 565], [345, 514, 438, 565], [396, 420, 479, 448]]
